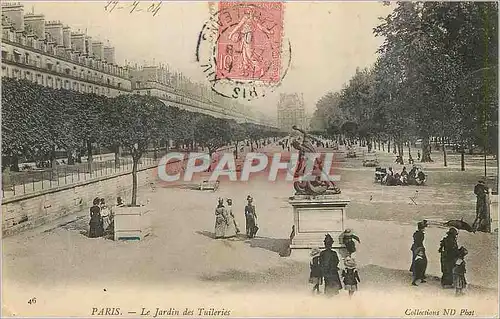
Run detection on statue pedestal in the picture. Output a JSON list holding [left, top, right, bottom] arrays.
[[289, 195, 350, 250]]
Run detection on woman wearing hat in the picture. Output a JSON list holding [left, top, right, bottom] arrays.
[[342, 256, 361, 298], [244, 196, 258, 238], [473, 180, 490, 232], [438, 227, 460, 288], [320, 234, 342, 296], [409, 221, 426, 274], [224, 198, 238, 238], [309, 248, 323, 294], [89, 197, 104, 238], [214, 198, 227, 239]]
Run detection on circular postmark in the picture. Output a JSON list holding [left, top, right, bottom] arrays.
[[196, 2, 292, 101]]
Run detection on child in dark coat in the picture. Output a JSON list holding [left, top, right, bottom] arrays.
[[342, 256, 361, 298], [453, 246, 468, 296], [412, 247, 427, 286], [309, 248, 323, 294], [342, 229, 361, 257]]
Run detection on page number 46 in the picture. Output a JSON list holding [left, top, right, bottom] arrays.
[[28, 297, 36, 305]]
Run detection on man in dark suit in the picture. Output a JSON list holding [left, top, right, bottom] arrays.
[[320, 234, 342, 296]]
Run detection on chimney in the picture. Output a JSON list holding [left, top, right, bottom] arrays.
[[24, 13, 45, 39], [2, 2, 24, 31], [103, 46, 115, 64], [45, 20, 63, 46], [91, 41, 104, 60], [70, 31, 85, 53], [62, 26, 71, 49]]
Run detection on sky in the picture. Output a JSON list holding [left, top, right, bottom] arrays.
[[23, 1, 392, 117]]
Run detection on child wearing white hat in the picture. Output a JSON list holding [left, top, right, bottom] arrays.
[[309, 248, 323, 294], [342, 256, 361, 298]]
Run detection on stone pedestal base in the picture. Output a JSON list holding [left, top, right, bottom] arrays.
[[289, 194, 350, 250], [114, 206, 152, 241]]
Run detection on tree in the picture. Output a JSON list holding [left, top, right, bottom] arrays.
[[195, 117, 232, 157], [228, 120, 246, 159], [112, 95, 164, 206], [1, 79, 52, 171]]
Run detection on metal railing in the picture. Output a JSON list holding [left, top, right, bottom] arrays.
[[1, 156, 158, 200]]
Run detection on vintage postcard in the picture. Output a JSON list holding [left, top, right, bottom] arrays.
[[1, 1, 498, 317]]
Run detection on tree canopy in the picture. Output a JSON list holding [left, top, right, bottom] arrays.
[[311, 2, 498, 162]]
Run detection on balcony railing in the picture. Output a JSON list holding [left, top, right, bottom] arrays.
[[2, 34, 129, 80], [2, 53, 132, 92]]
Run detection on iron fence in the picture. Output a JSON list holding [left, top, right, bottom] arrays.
[[2, 156, 158, 199]]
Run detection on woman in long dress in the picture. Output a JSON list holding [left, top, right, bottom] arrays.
[[89, 197, 104, 238], [225, 198, 239, 238], [214, 198, 227, 239], [439, 227, 459, 288], [245, 196, 258, 238], [100, 198, 111, 233]]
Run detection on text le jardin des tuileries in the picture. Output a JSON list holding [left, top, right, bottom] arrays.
[[92, 307, 232, 317]]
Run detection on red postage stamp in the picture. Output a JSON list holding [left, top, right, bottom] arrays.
[[215, 2, 284, 83]]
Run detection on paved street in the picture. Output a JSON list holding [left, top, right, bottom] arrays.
[[2, 142, 498, 317]]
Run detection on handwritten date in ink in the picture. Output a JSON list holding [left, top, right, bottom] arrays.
[[27, 297, 36, 305], [104, 1, 162, 17]]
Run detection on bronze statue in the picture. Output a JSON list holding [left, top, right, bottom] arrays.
[[291, 125, 341, 196]]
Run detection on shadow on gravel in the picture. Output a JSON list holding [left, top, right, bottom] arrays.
[[249, 237, 291, 257], [196, 230, 216, 239], [199, 262, 306, 287], [360, 264, 497, 295]]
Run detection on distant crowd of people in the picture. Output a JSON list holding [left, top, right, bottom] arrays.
[[382, 165, 426, 186]]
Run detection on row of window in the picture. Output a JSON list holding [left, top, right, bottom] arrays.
[[2, 51, 126, 89], [1, 65, 122, 97], [3, 30, 127, 78]]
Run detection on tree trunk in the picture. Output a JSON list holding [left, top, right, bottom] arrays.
[[442, 137, 447, 167], [76, 149, 82, 164], [461, 144, 465, 171], [131, 155, 139, 206], [378, 140, 381, 151], [468, 142, 474, 155], [114, 144, 121, 168], [235, 141, 239, 159], [251, 140, 255, 152], [9, 155, 20, 172], [393, 139, 397, 154], [86, 140, 93, 164], [50, 146, 57, 169], [67, 150, 75, 165], [388, 139, 391, 153], [421, 136, 433, 162]]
